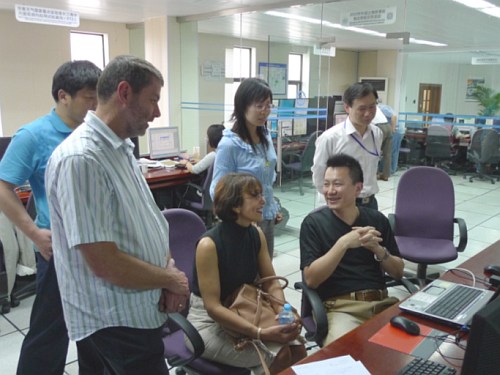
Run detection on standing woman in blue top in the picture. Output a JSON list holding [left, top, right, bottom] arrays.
[[210, 78, 281, 258]]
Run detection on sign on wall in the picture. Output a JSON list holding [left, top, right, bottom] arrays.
[[258, 63, 287, 95]]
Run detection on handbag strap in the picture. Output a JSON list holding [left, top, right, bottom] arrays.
[[235, 339, 271, 375], [254, 275, 289, 289]]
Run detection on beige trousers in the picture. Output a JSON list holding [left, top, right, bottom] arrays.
[[324, 296, 399, 346]]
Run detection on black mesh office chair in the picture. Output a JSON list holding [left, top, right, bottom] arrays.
[[176, 163, 215, 228], [463, 128, 500, 184], [425, 125, 456, 175], [281, 131, 321, 195]]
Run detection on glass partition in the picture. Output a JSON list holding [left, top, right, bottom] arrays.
[[176, 0, 500, 230]]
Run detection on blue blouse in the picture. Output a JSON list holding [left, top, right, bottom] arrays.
[[210, 128, 278, 220]]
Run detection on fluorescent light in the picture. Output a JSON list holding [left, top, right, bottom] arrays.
[[452, 0, 495, 8], [409, 38, 448, 47], [451, 0, 500, 19], [265, 10, 445, 47], [480, 7, 500, 17], [265, 11, 321, 25]]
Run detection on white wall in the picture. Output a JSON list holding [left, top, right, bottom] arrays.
[[0, 10, 129, 136]]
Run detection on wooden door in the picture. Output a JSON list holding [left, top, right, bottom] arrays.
[[418, 84, 442, 125]]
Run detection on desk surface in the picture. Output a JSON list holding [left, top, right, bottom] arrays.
[[279, 240, 500, 375], [143, 167, 193, 190]]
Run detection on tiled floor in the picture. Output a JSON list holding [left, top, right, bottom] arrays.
[[1, 168, 500, 374]]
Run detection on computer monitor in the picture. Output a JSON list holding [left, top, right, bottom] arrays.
[[148, 126, 180, 160], [0, 137, 12, 161], [461, 296, 500, 374]]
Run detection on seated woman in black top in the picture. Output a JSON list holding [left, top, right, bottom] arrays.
[[187, 173, 306, 374]]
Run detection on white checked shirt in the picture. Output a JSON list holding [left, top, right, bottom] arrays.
[[46, 112, 170, 341], [312, 117, 382, 198]]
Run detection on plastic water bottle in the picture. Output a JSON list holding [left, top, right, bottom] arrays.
[[278, 303, 295, 324]]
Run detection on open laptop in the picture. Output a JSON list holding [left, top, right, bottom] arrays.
[[399, 279, 495, 327]]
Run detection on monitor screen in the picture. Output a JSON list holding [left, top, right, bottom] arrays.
[[461, 296, 500, 374], [148, 127, 180, 159]]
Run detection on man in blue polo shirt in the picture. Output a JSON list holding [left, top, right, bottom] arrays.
[[0, 60, 101, 375]]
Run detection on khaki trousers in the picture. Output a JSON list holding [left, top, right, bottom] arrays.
[[323, 296, 399, 346]]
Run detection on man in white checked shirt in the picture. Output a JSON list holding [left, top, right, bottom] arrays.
[[46, 56, 189, 375]]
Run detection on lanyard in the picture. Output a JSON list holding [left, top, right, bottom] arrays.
[[345, 120, 379, 157]]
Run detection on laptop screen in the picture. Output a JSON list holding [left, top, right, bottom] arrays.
[[148, 127, 180, 159]]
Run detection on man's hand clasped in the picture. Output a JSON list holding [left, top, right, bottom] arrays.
[[158, 258, 190, 313]]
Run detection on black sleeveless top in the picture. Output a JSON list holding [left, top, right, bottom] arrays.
[[192, 221, 261, 302]]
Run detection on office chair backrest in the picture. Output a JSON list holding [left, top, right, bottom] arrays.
[[162, 208, 206, 284], [300, 131, 321, 172], [394, 167, 455, 240], [425, 125, 452, 158], [200, 162, 214, 210], [476, 128, 500, 163]]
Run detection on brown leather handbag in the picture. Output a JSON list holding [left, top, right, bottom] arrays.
[[223, 276, 302, 340], [222, 276, 299, 375]]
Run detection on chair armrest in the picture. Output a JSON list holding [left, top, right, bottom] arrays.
[[165, 312, 205, 367], [399, 277, 419, 294], [282, 153, 302, 164], [294, 281, 328, 345], [384, 274, 418, 294], [388, 213, 396, 232], [453, 217, 468, 253], [175, 182, 203, 202], [184, 182, 203, 191]]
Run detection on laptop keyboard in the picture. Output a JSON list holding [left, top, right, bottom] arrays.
[[425, 285, 483, 319], [397, 358, 456, 375]]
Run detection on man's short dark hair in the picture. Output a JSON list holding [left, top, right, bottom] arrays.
[[343, 82, 377, 107], [207, 124, 225, 149], [51, 60, 101, 102], [326, 153, 364, 184], [214, 173, 262, 222], [97, 55, 164, 102]]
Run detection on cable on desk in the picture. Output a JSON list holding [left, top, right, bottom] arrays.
[[444, 267, 491, 288], [415, 329, 466, 368]]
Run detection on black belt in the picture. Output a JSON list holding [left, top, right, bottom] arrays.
[[356, 195, 374, 205]]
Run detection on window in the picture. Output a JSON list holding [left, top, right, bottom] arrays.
[[225, 46, 253, 120], [232, 47, 251, 81], [287, 53, 303, 98], [70, 31, 108, 70]]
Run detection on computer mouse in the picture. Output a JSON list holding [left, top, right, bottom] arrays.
[[484, 264, 500, 277], [390, 316, 420, 336]]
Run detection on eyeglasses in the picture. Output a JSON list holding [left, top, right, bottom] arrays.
[[252, 103, 274, 111]]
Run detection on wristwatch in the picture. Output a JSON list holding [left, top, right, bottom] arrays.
[[374, 247, 390, 262]]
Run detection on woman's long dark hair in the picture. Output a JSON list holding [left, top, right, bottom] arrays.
[[231, 77, 272, 153]]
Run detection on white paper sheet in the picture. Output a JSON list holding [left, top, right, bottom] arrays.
[[291, 355, 371, 375]]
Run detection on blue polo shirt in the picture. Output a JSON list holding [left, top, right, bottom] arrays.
[[0, 109, 73, 234]]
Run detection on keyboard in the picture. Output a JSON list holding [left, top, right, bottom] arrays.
[[426, 285, 483, 319], [397, 358, 456, 375]]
